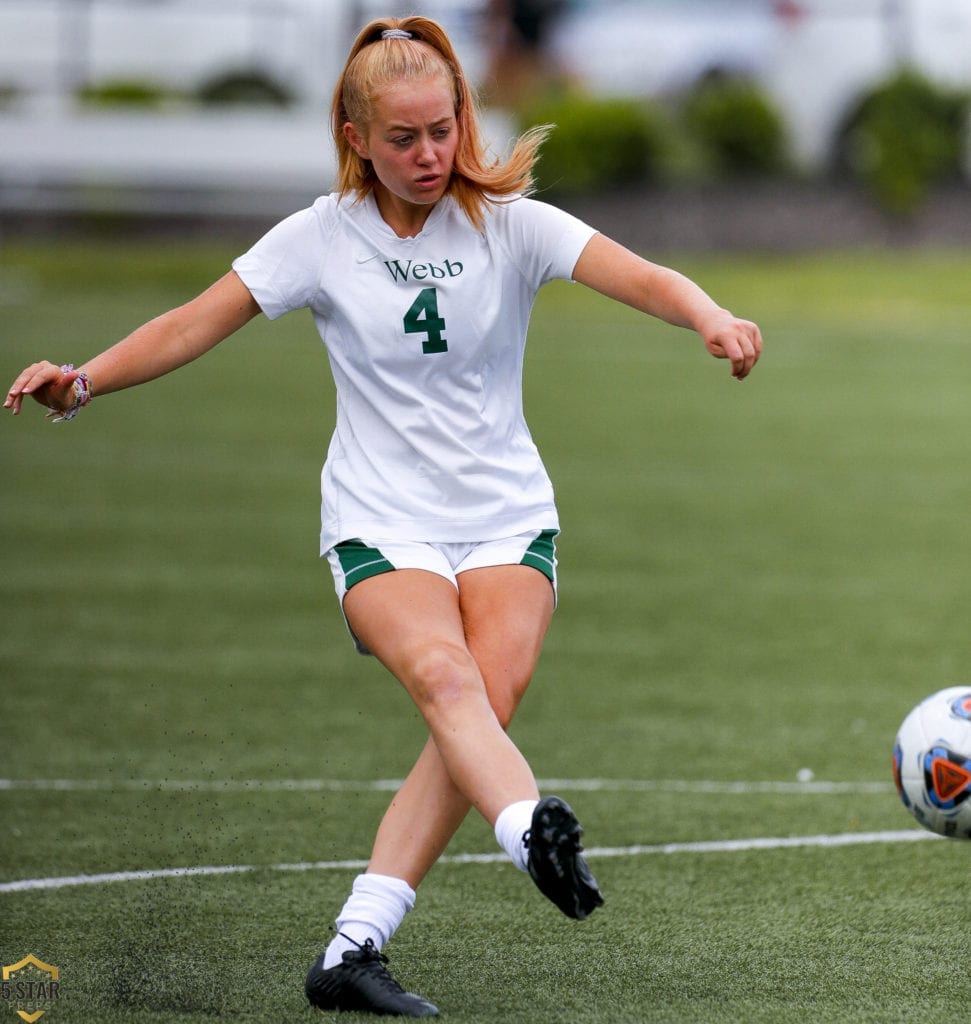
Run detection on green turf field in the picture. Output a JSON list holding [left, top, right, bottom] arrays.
[[2, 236, 970, 1022]]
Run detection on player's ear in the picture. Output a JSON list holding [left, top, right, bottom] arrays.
[[343, 121, 370, 160]]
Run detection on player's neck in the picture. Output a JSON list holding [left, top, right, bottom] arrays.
[[373, 186, 437, 239]]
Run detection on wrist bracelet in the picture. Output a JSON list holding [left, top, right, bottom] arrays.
[[47, 364, 93, 423]]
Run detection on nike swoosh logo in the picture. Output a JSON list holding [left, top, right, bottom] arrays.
[[356, 252, 380, 264]]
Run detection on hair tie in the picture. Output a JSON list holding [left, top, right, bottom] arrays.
[[381, 28, 412, 40]]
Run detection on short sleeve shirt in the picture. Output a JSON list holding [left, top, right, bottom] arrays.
[[232, 191, 596, 553]]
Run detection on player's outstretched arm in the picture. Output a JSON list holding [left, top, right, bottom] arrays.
[[572, 233, 762, 380], [5, 270, 261, 417]]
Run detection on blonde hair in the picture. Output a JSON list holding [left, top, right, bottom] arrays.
[[332, 16, 549, 230]]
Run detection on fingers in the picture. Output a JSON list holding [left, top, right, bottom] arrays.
[[705, 318, 763, 381], [4, 361, 76, 415], [728, 320, 763, 380]]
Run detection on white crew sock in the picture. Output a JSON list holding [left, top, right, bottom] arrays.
[[322, 873, 417, 969], [494, 799, 538, 873]]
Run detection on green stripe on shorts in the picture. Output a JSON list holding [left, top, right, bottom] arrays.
[[520, 529, 558, 582], [334, 539, 395, 589]]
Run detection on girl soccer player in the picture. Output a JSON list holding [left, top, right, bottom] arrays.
[[6, 15, 762, 1017]]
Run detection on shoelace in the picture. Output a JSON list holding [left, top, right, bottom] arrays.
[[337, 935, 407, 995]]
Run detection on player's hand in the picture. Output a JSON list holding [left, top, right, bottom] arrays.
[[699, 311, 763, 380], [4, 361, 80, 415]]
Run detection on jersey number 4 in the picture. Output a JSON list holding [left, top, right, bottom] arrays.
[[403, 287, 448, 354]]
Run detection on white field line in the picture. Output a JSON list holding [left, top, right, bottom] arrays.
[[0, 777, 895, 795], [0, 830, 936, 895]]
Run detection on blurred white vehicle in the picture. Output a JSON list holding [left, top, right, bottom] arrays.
[[0, 0, 502, 213], [0, 0, 486, 106], [550, 0, 781, 97], [0, 0, 346, 103], [550, 0, 971, 167]]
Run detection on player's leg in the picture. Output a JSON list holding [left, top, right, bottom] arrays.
[[364, 563, 556, 886], [307, 567, 546, 1016], [337, 564, 601, 917], [344, 567, 540, 823], [306, 563, 600, 1014], [458, 565, 604, 922]]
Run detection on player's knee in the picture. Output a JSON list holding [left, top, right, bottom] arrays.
[[405, 643, 482, 719]]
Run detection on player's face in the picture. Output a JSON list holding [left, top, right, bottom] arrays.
[[345, 75, 458, 228]]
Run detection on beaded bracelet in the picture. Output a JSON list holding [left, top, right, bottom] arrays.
[[47, 364, 93, 423]]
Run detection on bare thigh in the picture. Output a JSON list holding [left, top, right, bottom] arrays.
[[341, 565, 552, 824], [457, 564, 554, 725]]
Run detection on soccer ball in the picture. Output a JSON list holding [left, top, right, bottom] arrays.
[[893, 686, 971, 839]]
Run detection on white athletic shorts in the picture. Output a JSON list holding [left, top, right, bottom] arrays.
[[325, 529, 558, 654]]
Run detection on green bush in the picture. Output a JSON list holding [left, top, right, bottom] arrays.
[[835, 69, 969, 214], [196, 69, 294, 108], [683, 76, 789, 178], [76, 78, 176, 108], [520, 94, 668, 194], [0, 82, 19, 109]]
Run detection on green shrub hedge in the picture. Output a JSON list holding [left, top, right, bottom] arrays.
[[519, 94, 668, 194], [682, 76, 789, 178], [76, 69, 295, 110], [835, 69, 969, 214], [76, 78, 176, 108], [195, 69, 294, 108]]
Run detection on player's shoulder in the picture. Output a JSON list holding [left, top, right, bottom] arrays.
[[484, 193, 573, 229], [281, 193, 371, 253], [484, 193, 535, 223], [262, 193, 342, 243], [308, 191, 349, 228], [481, 194, 588, 248]]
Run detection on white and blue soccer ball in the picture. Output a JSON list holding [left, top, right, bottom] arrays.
[[894, 686, 971, 839]]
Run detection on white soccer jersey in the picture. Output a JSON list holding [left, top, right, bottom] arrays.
[[232, 191, 596, 554]]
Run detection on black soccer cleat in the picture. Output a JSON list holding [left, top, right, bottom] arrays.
[[305, 937, 439, 1017], [527, 795, 604, 920]]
